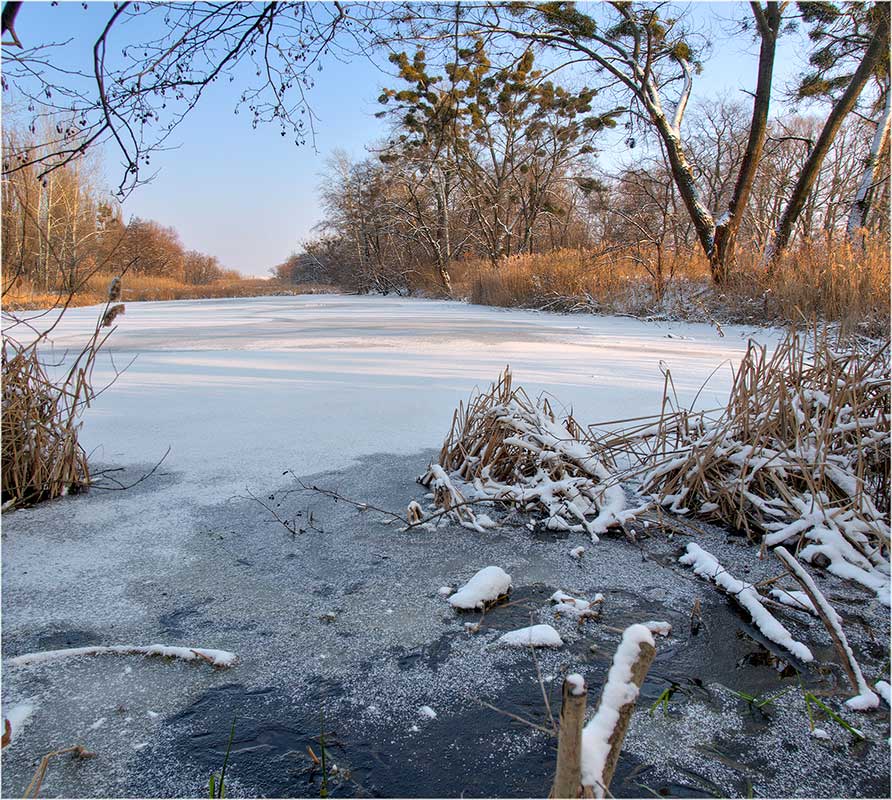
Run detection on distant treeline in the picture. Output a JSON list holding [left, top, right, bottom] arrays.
[[2, 126, 241, 302]]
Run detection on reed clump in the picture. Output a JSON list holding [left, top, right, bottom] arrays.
[[2, 281, 126, 508], [642, 330, 890, 542], [420, 368, 628, 537]]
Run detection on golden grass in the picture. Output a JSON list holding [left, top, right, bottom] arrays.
[[3, 274, 338, 310], [444, 237, 890, 336]]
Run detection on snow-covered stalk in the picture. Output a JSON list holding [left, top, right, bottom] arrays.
[[9, 644, 237, 668], [774, 547, 878, 710], [550, 675, 588, 799], [581, 624, 656, 798], [680, 543, 813, 662]]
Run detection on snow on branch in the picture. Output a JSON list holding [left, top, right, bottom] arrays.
[[679, 543, 813, 663], [9, 644, 237, 668], [581, 624, 656, 798], [774, 546, 878, 710]]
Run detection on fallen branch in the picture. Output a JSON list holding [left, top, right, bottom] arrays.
[[680, 543, 813, 663], [774, 546, 879, 710], [9, 644, 236, 668]]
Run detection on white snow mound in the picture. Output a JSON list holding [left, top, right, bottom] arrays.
[[448, 566, 512, 610], [498, 624, 563, 648]]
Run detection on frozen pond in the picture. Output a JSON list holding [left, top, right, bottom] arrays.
[[2, 295, 888, 797]]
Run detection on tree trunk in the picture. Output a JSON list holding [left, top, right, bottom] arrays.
[[650, 107, 716, 260], [434, 174, 452, 293], [710, 1, 782, 283], [847, 80, 891, 240], [768, 5, 890, 263]]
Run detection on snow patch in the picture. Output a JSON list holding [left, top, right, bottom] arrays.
[[448, 567, 511, 611], [498, 624, 563, 648]]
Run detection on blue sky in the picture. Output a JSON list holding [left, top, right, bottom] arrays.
[[6, 1, 814, 276]]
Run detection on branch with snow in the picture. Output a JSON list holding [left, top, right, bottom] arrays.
[[774, 546, 878, 710], [581, 624, 656, 798], [679, 543, 813, 663], [9, 644, 237, 668]]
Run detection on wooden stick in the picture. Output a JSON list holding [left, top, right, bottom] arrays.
[[584, 637, 657, 799], [550, 676, 588, 799], [600, 640, 656, 796]]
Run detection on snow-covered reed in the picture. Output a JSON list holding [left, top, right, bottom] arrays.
[[640, 330, 890, 602], [420, 368, 634, 540]]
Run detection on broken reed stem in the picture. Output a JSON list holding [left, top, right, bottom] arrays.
[[550, 677, 588, 799], [24, 745, 95, 798], [773, 546, 869, 701], [587, 640, 656, 799]]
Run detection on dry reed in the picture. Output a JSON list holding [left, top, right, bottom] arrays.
[[420, 368, 631, 537], [446, 236, 890, 336], [2, 280, 127, 508]]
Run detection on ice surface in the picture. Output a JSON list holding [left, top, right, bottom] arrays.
[[5, 296, 884, 797]]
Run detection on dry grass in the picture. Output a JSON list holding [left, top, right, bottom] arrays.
[[3, 274, 338, 310], [445, 237, 890, 336], [2, 282, 124, 508], [639, 329, 890, 546], [627, 329, 891, 602], [420, 367, 630, 537], [1, 340, 92, 507]]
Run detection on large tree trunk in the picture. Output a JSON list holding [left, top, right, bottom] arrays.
[[768, 5, 890, 264], [847, 80, 891, 240], [650, 110, 716, 259], [710, 2, 782, 283]]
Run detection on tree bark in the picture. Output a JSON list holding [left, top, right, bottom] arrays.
[[768, 5, 890, 263], [650, 103, 716, 260], [2, 1, 23, 46], [847, 79, 891, 240], [710, 2, 782, 283], [550, 677, 588, 799]]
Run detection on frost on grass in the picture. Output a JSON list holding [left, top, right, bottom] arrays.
[[9, 644, 237, 668], [420, 368, 639, 541], [875, 680, 891, 706], [679, 543, 813, 663], [447, 566, 512, 611], [498, 624, 563, 648], [581, 624, 655, 796]]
